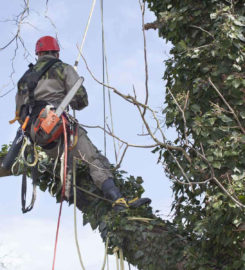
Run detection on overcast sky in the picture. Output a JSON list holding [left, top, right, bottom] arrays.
[[0, 1, 173, 269]]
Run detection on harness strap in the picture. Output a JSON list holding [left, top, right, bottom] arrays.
[[28, 58, 61, 107], [20, 139, 39, 214], [21, 167, 37, 214]]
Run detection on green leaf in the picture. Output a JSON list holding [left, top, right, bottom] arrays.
[[233, 64, 242, 72], [213, 149, 223, 158], [212, 161, 221, 169], [207, 118, 216, 125], [210, 13, 217, 20], [237, 33, 245, 42], [213, 200, 222, 208], [232, 79, 241, 88], [219, 114, 233, 123], [178, 40, 187, 50], [135, 250, 144, 259], [219, 126, 230, 132], [240, 112, 245, 119], [191, 104, 201, 113], [238, 195, 245, 204]]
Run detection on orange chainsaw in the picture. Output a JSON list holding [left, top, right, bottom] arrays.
[[29, 77, 84, 144]]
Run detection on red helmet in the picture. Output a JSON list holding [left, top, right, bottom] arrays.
[[35, 36, 60, 55]]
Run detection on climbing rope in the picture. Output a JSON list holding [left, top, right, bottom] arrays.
[[101, 236, 109, 270], [11, 136, 38, 175], [119, 248, 125, 270], [73, 0, 96, 119], [52, 115, 68, 270], [73, 158, 86, 270], [20, 137, 38, 167], [114, 247, 120, 270], [74, 0, 97, 71], [100, 0, 107, 156], [99, 0, 118, 162], [113, 247, 125, 270], [73, 182, 112, 203]]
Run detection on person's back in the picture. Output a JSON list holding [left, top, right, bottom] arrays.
[[16, 55, 88, 123]]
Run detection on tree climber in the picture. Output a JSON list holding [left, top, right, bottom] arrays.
[[10, 35, 151, 210]]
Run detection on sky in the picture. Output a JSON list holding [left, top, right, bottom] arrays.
[[0, 1, 173, 269]]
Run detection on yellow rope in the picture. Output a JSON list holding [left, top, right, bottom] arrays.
[[73, 158, 86, 270], [112, 198, 129, 208]]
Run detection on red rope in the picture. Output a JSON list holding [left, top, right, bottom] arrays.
[[52, 115, 68, 270]]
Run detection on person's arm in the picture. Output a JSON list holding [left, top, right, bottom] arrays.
[[63, 65, 88, 111]]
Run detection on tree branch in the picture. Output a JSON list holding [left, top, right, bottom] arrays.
[[208, 77, 245, 134]]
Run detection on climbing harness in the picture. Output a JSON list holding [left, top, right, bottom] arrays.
[[4, 58, 61, 171], [17, 58, 61, 129]]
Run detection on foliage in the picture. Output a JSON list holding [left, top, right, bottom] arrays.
[[146, 0, 245, 269]]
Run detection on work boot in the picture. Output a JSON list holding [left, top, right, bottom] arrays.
[[101, 178, 151, 211]]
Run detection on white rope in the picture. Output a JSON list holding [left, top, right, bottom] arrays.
[[100, 0, 118, 161], [119, 248, 125, 270], [73, 158, 86, 270], [73, 0, 96, 119], [101, 236, 109, 270], [74, 0, 97, 71], [113, 248, 119, 270], [100, 0, 107, 156], [71, 5, 97, 263]]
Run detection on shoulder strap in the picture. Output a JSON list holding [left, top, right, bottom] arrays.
[[28, 58, 62, 107], [37, 58, 62, 81]]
